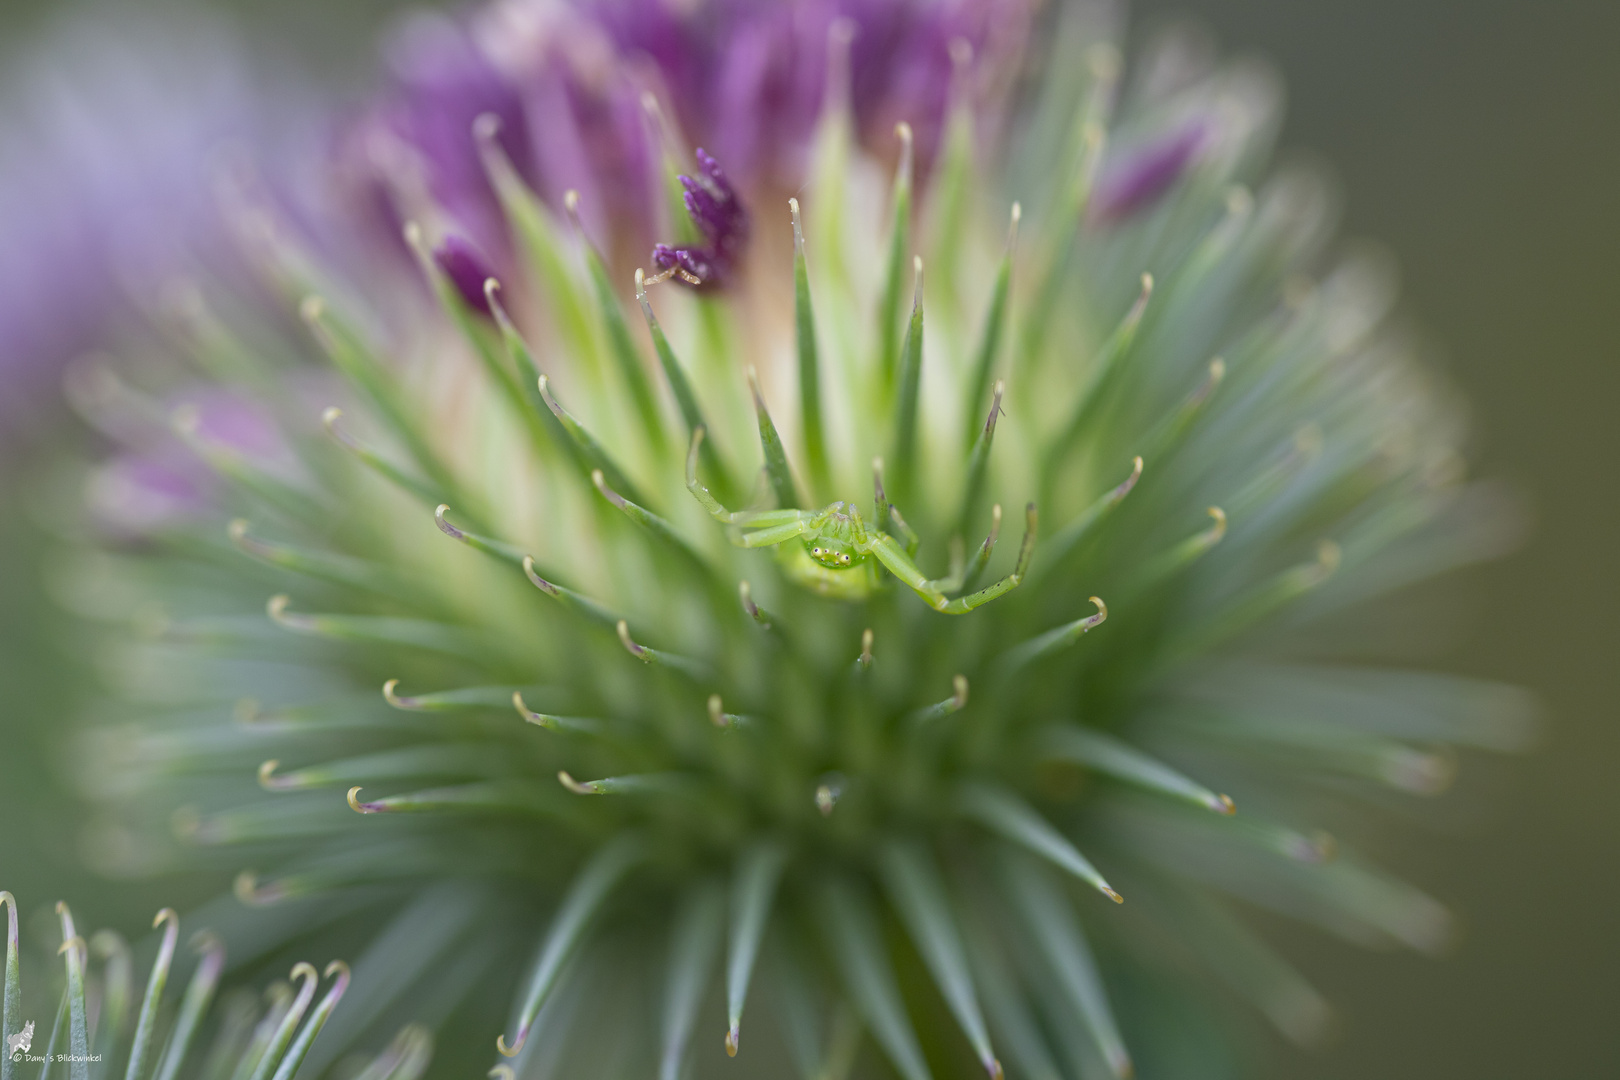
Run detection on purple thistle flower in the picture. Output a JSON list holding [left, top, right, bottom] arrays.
[[86, 457, 210, 535], [357, 13, 533, 263], [1091, 118, 1213, 223], [347, 0, 1032, 293], [593, 0, 1031, 186], [650, 148, 748, 290], [86, 388, 291, 535], [432, 233, 498, 315], [0, 12, 301, 436]]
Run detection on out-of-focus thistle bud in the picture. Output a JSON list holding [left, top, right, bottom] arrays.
[[432, 234, 500, 316], [41, 3, 1533, 1079]]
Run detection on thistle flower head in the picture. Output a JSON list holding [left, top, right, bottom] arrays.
[[49, 4, 1531, 1078]]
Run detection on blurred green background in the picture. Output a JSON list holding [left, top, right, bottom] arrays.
[[1, 0, 1615, 1076]]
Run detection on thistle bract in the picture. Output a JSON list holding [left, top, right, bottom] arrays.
[[0, 892, 408, 1080], [54, 5, 1531, 1078]]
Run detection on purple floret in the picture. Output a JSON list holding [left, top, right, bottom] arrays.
[[1091, 119, 1212, 224], [650, 148, 749, 291], [432, 234, 498, 316]]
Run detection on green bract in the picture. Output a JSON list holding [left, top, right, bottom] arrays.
[[51, 20, 1530, 1080], [0, 893, 414, 1080]]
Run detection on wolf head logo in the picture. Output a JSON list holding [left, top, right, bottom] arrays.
[[6, 1020, 34, 1060]]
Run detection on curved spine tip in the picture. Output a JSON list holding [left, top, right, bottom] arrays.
[[489, 1068, 516, 1080], [514, 691, 573, 733], [521, 556, 559, 598], [227, 518, 248, 542], [558, 771, 594, 795], [708, 695, 727, 728], [346, 787, 368, 814], [590, 469, 618, 508], [1090, 596, 1107, 623], [320, 405, 342, 427], [952, 675, 970, 711], [496, 1029, 526, 1058], [267, 594, 290, 620], [1317, 540, 1342, 575], [257, 760, 280, 791], [382, 679, 405, 708], [324, 959, 350, 983], [616, 620, 648, 662], [433, 504, 463, 541]]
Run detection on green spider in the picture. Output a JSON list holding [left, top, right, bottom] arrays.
[[686, 428, 1036, 612]]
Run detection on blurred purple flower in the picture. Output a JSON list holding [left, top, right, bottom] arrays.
[[342, 13, 535, 265], [650, 148, 748, 291], [588, 0, 1032, 185], [1091, 118, 1213, 223], [86, 388, 292, 536], [0, 12, 307, 436], [350, 0, 1032, 287], [432, 234, 499, 315]]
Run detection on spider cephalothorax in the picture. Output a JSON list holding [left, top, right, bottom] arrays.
[[685, 427, 1036, 610]]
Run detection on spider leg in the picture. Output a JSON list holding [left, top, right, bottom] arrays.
[[737, 514, 817, 548], [866, 503, 1037, 615], [934, 503, 1037, 614], [687, 427, 803, 527], [865, 534, 951, 611]]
